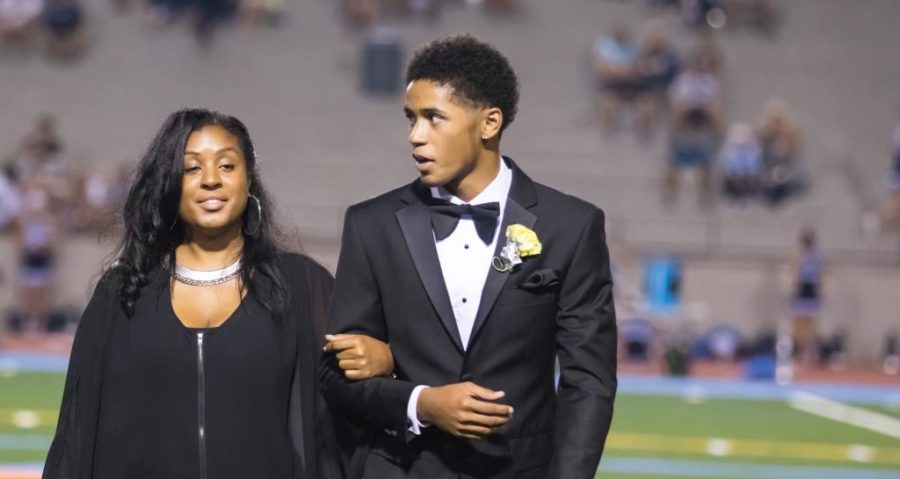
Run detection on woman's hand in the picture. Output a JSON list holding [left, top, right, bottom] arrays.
[[323, 334, 395, 380]]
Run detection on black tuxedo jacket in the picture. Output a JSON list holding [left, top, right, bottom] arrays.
[[321, 160, 617, 479]]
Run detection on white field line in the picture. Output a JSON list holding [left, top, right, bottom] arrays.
[[790, 391, 900, 439]]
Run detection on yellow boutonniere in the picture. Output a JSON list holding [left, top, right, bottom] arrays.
[[492, 224, 542, 272]]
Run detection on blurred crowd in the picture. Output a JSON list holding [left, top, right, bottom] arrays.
[[590, 0, 900, 375], [340, 0, 519, 31], [589, 2, 808, 211], [862, 107, 900, 238], [0, 0, 89, 60], [137, 0, 285, 47], [3, 0, 899, 375], [0, 116, 129, 336], [0, 0, 288, 56]]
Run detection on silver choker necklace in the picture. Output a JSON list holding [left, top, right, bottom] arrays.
[[173, 259, 241, 286]]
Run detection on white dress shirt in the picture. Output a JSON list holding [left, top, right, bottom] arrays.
[[405, 158, 513, 434]]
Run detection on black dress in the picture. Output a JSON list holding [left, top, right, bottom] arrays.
[[44, 253, 340, 479]]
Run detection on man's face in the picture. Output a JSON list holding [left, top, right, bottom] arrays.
[[404, 80, 485, 192]]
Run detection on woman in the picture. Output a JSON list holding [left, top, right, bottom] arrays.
[[758, 99, 803, 206], [43, 108, 391, 479], [16, 180, 60, 335], [789, 228, 824, 365]]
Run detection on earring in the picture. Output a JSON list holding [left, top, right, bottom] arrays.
[[244, 194, 263, 236]]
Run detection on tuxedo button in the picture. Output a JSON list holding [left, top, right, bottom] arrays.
[[460, 373, 473, 382]]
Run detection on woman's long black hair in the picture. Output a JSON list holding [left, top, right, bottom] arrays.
[[110, 108, 288, 319]]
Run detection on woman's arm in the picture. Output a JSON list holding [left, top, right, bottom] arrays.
[[44, 270, 118, 479]]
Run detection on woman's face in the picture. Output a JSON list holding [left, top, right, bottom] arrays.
[[178, 125, 250, 237]]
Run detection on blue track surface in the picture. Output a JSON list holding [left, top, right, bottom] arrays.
[[599, 457, 900, 479], [619, 375, 900, 406]]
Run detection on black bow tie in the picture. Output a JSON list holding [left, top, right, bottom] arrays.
[[429, 200, 500, 244]]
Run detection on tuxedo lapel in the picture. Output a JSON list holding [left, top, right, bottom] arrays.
[[469, 160, 538, 347], [396, 184, 465, 352]]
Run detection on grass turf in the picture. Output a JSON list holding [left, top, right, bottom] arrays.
[[2, 372, 900, 477], [0, 371, 64, 464]]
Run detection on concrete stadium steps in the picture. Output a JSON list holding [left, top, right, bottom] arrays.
[[3, 0, 900, 357]]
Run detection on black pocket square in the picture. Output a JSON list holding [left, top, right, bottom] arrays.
[[519, 268, 560, 290]]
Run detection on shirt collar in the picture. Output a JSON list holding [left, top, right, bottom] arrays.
[[430, 156, 513, 207]]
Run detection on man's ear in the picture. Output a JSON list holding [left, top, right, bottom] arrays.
[[481, 107, 503, 141]]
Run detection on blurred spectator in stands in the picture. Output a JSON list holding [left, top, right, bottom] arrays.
[[0, 0, 42, 49], [648, 0, 679, 9], [0, 166, 21, 231], [193, 0, 236, 48], [669, 51, 722, 129], [380, 0, 408, 15], [746, 0, 778, 35], [637, 21, 680, 105], [146, 0, 189, 27], [22, 114, 61, 157], [863, 106, 900, 237], [483, 0, 518, 16], [69, 163, 129, 232], [13, 114, 64, 181], [720, 123, 761, 205], [409, 0, 442, 21], [664, 108, 718, 208], [380, 0, 441, 21], [723, 0, 779, 36], [11, 115, 73, 214], [691, 33, 724, 76], [758, 99, 805, 207], [241, 0, 283, 26], [664, 52, 722, 207], [15, 181, 60, 335], [885, 110, 900, 209], [592, 25, 642, 132], [680, 0, 724, 30], [788, 228, 824, 365], [632, 21, 680, 138], [41, 0, 89, 60], [883, 110, 900, 223], [341, 0, 377, 30]]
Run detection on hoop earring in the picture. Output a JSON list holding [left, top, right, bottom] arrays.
[[244, 194, 262, 236]]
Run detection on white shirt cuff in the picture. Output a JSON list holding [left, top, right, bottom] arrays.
[[406, 385, 430, 435]]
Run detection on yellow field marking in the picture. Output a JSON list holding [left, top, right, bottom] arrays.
[[606, 432, 900, 465], [0, 409, 58, 429]]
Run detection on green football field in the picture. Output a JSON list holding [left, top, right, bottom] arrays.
[[2, 371, 900, 479], [0, 372, 62, 465]]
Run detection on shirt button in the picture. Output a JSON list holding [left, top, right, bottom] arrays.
[[462, 297, 468, 303], [464, 244, 470, 249]]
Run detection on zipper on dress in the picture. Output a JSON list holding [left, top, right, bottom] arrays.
[[197, 332, 208, 479]]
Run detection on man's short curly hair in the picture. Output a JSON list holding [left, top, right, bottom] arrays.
[[406, 34, 520, 133]]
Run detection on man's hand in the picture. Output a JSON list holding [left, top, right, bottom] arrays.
[[417, 382, 513, 440], [324, 334, 395, 380]]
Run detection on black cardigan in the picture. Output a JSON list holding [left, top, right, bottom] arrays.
[[42, 253, 342, 479]]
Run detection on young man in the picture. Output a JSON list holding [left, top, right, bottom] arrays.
[[321, 35, 617, 479]]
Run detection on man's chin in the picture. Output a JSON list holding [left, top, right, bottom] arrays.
[[418, 173, 445, 188]]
